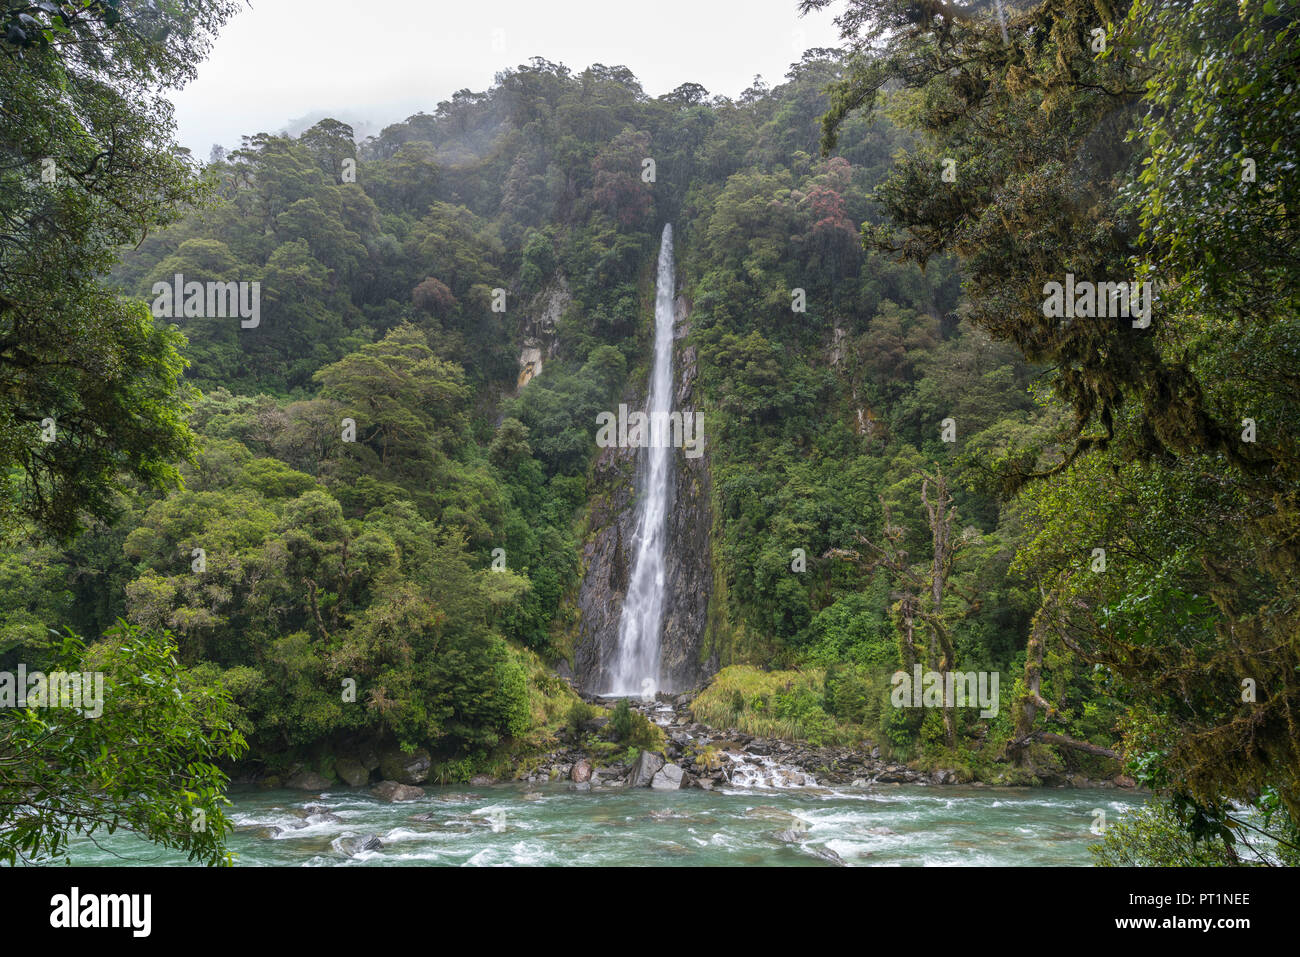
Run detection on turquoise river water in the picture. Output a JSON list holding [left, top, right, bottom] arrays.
[[62, 781, 1147, 866]]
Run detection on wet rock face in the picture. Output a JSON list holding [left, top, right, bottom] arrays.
[[659, 305, 716, 691], [571, 441, 636, 692], [573, 296, 717, 694]]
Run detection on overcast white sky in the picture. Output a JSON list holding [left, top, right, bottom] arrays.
[[170, 0, 846, 155]]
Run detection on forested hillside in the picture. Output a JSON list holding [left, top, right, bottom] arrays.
[[1, 0, 1295, 868]]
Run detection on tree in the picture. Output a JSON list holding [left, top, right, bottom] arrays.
[[663, 82, 709, 107], [412, 277, 458, 318], [590, 128, 655, 227], [809, 0, 1300, 820], [313, 325, 469, 470], [298, 117, 356, 183], [0, 0, 241, 538], [829, 469, 978, 747], [0, 621, 246, 865]]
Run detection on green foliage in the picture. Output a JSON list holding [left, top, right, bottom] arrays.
[[0, 621, 247, 866], [606, 698, 663, 750], [608, 697, 634, 741], [693, 666, 868, 747], [816, 0, 1300, 832], [565, 700, 598, 740], [10, 4, 1297, 867], [0, 1, 249, 539], [1092, 804, 1243, 867]]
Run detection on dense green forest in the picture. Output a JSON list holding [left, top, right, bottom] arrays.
[[0, 0, 1296, 867]]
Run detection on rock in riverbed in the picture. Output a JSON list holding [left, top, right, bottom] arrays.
[[626, 750, 665, 788], [337, 834, 383, 856], [650, 763, 684, 790], [371, 780, 425, 802]]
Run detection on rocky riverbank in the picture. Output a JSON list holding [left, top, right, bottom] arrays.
[[495, 691, 1137, 792], [245, 688, 1135, 798]]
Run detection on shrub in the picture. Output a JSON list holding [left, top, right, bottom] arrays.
[[824, 663, 871, 725], [565, 700, 596, 740], [625, 710, 663, 751], [607, 698, 663, 750], [609, 698, 634, 741]]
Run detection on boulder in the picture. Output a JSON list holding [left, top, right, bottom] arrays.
[[469, 774, 496, 786], [285, 770, 333, 791], [809, 845, 846, 866], [650, 763, 684, 790], [334, 756, 370, 788], [626, 750, 665, 788], [570, 759, 592, 783], [371, 780, 425, 802], [338, 833, 383, 856], [378, 747, 431, 785], [302, 804, 342, 824], [875, 766, 918, 784], [773, 826, 811, 844]]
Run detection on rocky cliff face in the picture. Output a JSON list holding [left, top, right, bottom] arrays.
[[517, 276, 569, 390], [569, 296, 717, 694]]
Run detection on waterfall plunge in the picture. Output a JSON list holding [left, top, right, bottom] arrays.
[[606, 223, 676, 697]]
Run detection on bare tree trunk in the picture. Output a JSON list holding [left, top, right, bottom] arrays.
[[1010, 613, 1048, 766], [1010, 603, 1122, 765], [898, 594, 918, 670], [1031, 731, 1120, 760]]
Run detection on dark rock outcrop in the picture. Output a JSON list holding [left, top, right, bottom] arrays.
[[285, 770, 332, 791], [572, 295, 717, 694], [334, 756, 370, 788], [378, 747, 431, 785]]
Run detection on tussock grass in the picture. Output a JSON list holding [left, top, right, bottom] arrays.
[[692, 665, 869, 747]]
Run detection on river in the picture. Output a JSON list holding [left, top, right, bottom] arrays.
[[63, 782, 1144, 866]]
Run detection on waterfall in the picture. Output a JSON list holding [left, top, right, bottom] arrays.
[[607, 223, 676, 696]]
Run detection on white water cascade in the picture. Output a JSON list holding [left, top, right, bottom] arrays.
[[606, 223, 676, 696]]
